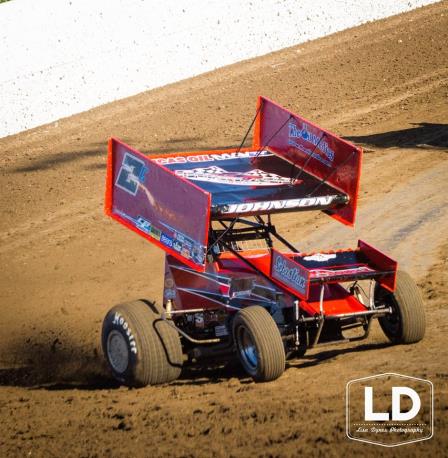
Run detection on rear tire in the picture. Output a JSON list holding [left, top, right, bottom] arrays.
[[375, 271, 426, 344], [102, 300, 183, 386], [233, 306, 285, 382]]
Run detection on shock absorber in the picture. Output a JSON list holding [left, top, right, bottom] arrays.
[[294, 299, 300, 346], [165, 299, 173, 319]]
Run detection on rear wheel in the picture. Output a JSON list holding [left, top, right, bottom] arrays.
[[102, 300, 183, 386], [233, 306, 285, 382], [375, 271, 426, 344]]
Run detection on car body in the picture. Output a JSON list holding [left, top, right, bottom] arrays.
[[101, 96, 425, 386]]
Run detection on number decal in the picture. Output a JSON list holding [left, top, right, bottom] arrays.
[[115, 152, 148, 196]]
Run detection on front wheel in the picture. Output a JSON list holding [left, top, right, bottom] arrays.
[[375, 271, 426, 344], [102, 300, 183, 387], [233, 306, 285, 382]]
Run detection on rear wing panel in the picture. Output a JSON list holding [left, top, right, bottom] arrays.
[[358, 240, 397, 292], [270, 241, 397, 300], [253, 96, 362, 226], [105, 138, 210, 271]]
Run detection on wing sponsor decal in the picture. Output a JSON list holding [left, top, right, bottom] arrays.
[[114, 210, 205, 264], [153, 150, 271, 165], [288, 121, 335, 168], [271, 251, 309, 298], [160, 233, 174, 248], [135, 216, 151, 234], [174, 166, 293, 187], [159, 221, 205, 264], [303, 253, 337, 262], [310, 266, 374, 278], [221, 195, 340, 214], [149, 225, 161, 241]]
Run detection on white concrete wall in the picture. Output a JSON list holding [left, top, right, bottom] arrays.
[[0, 0, 440, 138]]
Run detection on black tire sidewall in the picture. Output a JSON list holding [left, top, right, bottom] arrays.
[[233, 319, 259, 377], [102, 307, 142, 384], [376, 270, 425, 344], [232, 306, 285, 382], [377, 289, 403, 342]]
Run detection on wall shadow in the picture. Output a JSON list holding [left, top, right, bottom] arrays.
[[10, 144, 107, 173], [140, 142, 241, 156], [10, 136, 245, 174], [346, 122, 448, 149]]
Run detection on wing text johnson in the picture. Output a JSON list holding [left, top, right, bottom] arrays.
[[222, 195, 338, 214]]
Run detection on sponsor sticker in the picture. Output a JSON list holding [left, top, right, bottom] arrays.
[[311, 266, 374, 278], [181, 247, 191, 259], [135, 216, 151, 234], [150, 225, 162, 241], [271, 251, 309, 298], [153, 150, 271, 165], [303, 253, 337, 262], [192, 245, 205, 264], [175, 166, 293, 187], [164, 288, 176, 300], [160, 233, 174, 249], [288, 121, 335, 167]]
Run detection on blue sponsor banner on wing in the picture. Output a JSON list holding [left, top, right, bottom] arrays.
[[271, 250, 310, 300]]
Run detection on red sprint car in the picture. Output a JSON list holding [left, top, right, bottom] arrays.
[[102, 97, 425, 386]]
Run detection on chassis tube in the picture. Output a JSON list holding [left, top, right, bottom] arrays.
[[159, 317, 222, 344], [310, 284, 326, 347], [324, 307, 391, 320]]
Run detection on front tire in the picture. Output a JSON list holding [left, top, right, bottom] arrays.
[[375, 271, 426, 344], [233, 306, 285, 382], [102, 300, 183, 386]]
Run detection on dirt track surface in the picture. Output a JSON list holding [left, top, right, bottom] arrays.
[[1, 2, 447, 457]]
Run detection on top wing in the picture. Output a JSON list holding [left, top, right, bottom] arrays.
[[253, 96, 362, 226], [153, 148, 348, 218], [105, 138, 210, 271]]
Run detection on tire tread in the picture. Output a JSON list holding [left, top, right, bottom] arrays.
[[234, 306, 285, 382], [102, 300, 182, 386], [378, 271, 426, 344]]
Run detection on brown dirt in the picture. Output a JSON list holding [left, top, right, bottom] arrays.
[[1, 2, 447, 457]]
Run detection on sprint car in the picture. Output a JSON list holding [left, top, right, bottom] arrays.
[[102, 96, 425, 386]]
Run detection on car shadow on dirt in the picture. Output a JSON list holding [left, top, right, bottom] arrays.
[[346, 122, 448, 149], [0, 338, 392, 390], [171, 341, 392, 386], [0, 367, 120, 391], [288, 341, 391, 370], [0, 338, 120, 390]]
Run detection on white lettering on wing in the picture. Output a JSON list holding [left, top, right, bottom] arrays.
[[273, 256, 306, 291]]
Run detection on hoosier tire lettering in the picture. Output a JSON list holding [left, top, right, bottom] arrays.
[[102, 300, 183, 386], [113, 312, 137, 354]]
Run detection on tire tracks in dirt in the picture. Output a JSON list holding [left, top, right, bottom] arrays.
[[323, 68, 448, 125], [1, 3, 447, 457], [0, 197, 100, 255]]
